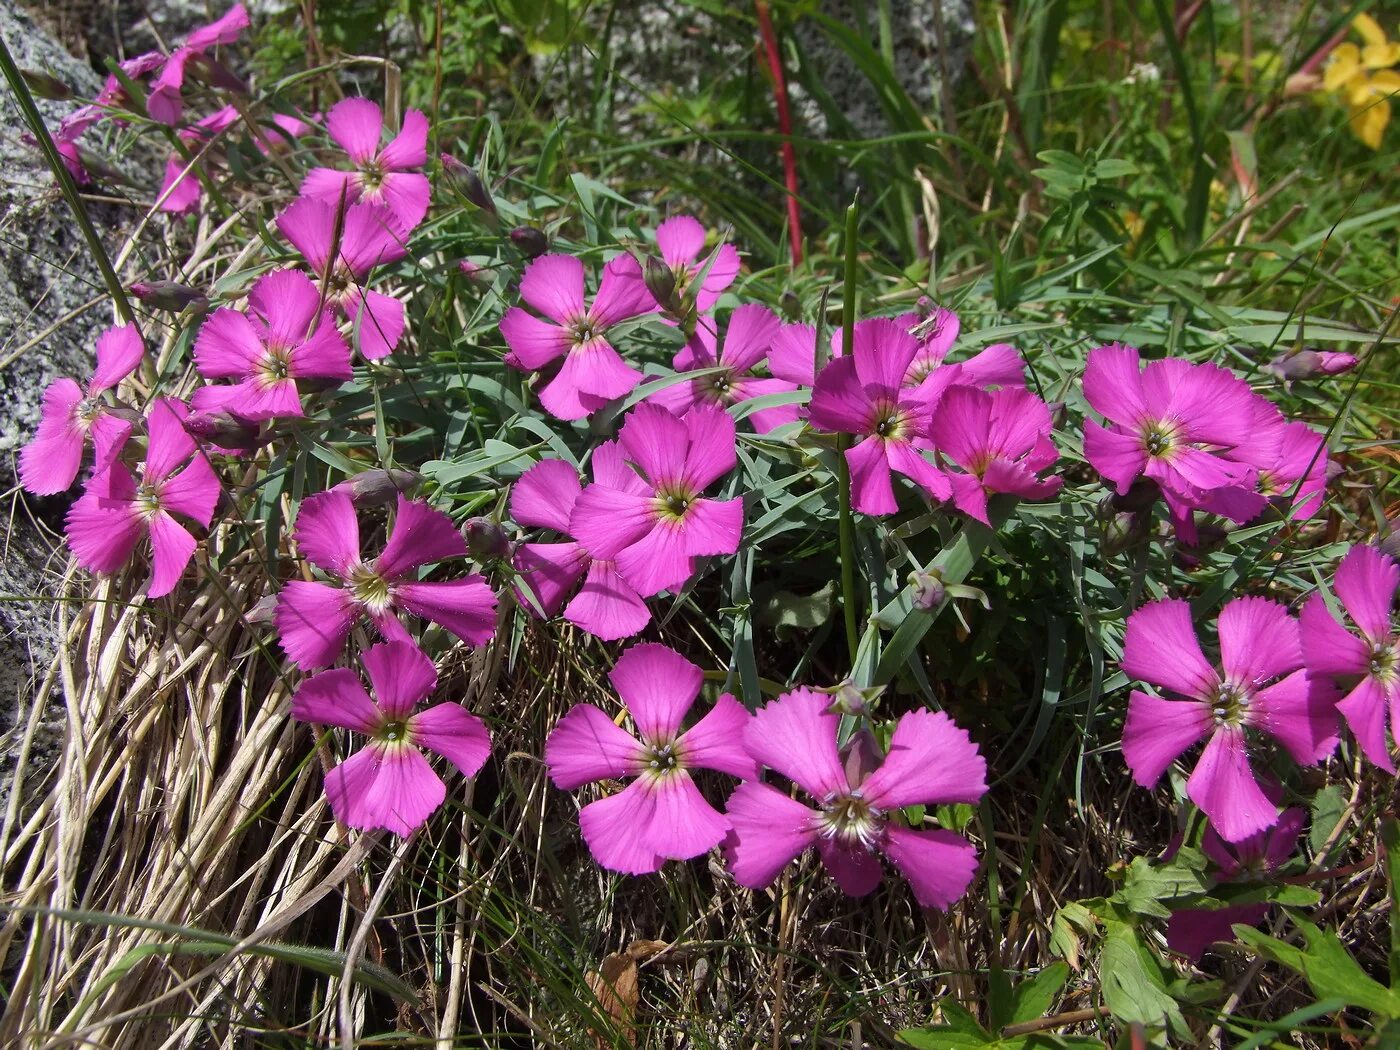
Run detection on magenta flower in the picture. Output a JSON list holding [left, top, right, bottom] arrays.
[[1120, 597, 1339, 842], [722, 689, 986, 909], [276, 491, 497, 670], [569, 402, 744, 596], [145, 4, 251, 126], [191, 269, 351, 419], [1165, 806, 1305, 961], [895, 308, 1024, 390], [510, 444, 651, 641], [157, 104, 242, 213], [766, 321, 841, 391], [1300, 544, 1400, 772], [292, 640, 490, 836], [648, 305, 799, 432], [301, 98, 431, 233], [276, 197, 408, 360], [499, 253, 655, 420], [64, 398, 220, 598], [808, 317, 954, 516], [930, 385, 1062, 525], [19, 323, 144, 496], [653, 216, 740, 313], [1082, 345, 1261, 525], [1202, 399, 1328, 526], [543, 643, 756, 875]]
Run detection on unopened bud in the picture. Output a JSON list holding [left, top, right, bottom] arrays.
[[21, 68, 72, 101], [820, 680, 884, 717], [644, 256, 680, 312], [440, 153, 497, 215], [1264, 350, 1359, 382], [908, 568, 946, 611], [187, 53, 247, 93], [1045, 401, 1067, 429], [509, 225, 548, 258], [243, 594, 279, 625], [1379, 522, 1400, 561], [780, 289, 801, 321], [334, 468, 422, 507], [1107, 477, 1161, 515], [183, 409, 261, 450], [1284, 71, 1322, 98], [1102, 510, 1149, 556], [458, 259, 489, 283], [464, 517, 510, 560], [840, 728, 883, 790], [130, 279, 208, 312], [914, 295, 935, 320]]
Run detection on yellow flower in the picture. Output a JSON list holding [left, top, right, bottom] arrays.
[[1347, 69, 1400, 150], [1353, 13, 1400, 69]]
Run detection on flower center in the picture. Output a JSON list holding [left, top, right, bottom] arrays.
[[136, 481, 163, 520], [817, 791, 883, 849], [1140, 420, 1180, 458], [654, 486, 696, 523], [1209, 680, 1251, 727], [379, 718, 410, 743], [569, 316, 601, 348], [360, 160, 385, 191], [870, 403, 909, 441], [641, 739, 684, 780], [76, 396, 103, 425], [701, 370, 736, 402], [347, 563, 393, 612], [259, 345, 293, 384], [1369, 643, 1398, 683]]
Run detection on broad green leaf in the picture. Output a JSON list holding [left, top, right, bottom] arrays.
[[1010, 962, 1072, 1025]]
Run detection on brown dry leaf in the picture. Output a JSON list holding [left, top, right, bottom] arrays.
[[626, 938, 669, 962], [585, 951, 639, 1048]]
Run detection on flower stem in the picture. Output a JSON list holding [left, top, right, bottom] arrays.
[[837, 197, 860, 663], [0, 36, 134, 324]]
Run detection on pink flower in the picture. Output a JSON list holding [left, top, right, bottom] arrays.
[[543, 643, 755, 875], [301, 98, 432, 233], [64, 398, 220, 598], [498, 253, 655, 420], [653, 216, 740, 313], [157, 105, 243, 213], [808, 317, 954, 516], [895, 307, 1024, 390], [1202, 399, 1329, 525], [292, 640, 490, 836], [510, 444, 652, 641], [191, 269, 351, 419], [146, 4, 251, 126], [930, 385, 1062, 525], [276, 491, 497, 670], [19, 323, 143, 495], [1165, 806, 1304, 961], [1120, 597, 1339, 842], [569, 402, 744, 596], [766, 321, 841, 391], [276, 197, 408, 360], [722, 689, 986, 909], [1082, 345, 1262, 526], [1300, 544, 1400, 772], [648, 305, 799, 432]]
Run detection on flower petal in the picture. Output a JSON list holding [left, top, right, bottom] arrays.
[[846, 437, 897, 516], [1121, 689, 1212, 787], [681, 401, 738, 491], [412, 702, 491, 778], [65, 467, 142, 574], [326, 97, 384, 164], [678, 693, 758, 779], [880, 825, 980, 910], [249, 269, 321, 347], [563, 559, 652, 641], [1187, 728, 1277, 843], [1217, 596, 1303, 687], [90, 323, 145, 391], [519, 254, 586, 324], [379, 109, 430, 169], [394, 577, 497, 647], [292, 489, 362, 575], [680, 498, 743, 559], [569, 486, 657, 560], [1249, 669, 1339, 765], [656, 215, 705, 268], [609, 642, 703, 742], [194, 308, 263, 380], [159, 454, 220, 527], [1122, 599, 1218, 700], [1336, 676, 1396, 773], [147, 511, 198, 597], [1335, 543, 1399, 642], [291, 668, 380, 732], [859, 709, 987, 811], [745, 687, 847, 800], [722, 781, 819, 889], [512, 459, 584, 533], [275, 580, 358, 670], [376, 496, 467, 580], [362, 639, 438, 717], [514, 541, 589, 618], [545, 703, 643, 789], [817, 838, 884, 897], [347, 289, 405, 361], [615, 521, 692, 596], [324, 743, 445, 836], [500, 308, 571, 371]]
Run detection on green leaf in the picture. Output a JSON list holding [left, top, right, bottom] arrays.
[[1308, 784, 1348, 856], [1114, 848, 1210, 919], [1098, 914, 1186, 1033], [1010, 962, 1071, 1025], [1383, 819, 1400, 985], [754, 581, 836, 634]]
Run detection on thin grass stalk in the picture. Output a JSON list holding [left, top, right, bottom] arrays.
[[837, 198, 860, 663]]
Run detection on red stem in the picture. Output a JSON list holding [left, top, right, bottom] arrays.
[[755, 1, 803, 267]]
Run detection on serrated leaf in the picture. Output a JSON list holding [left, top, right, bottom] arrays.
[[1010, 962, 1072, 1025]]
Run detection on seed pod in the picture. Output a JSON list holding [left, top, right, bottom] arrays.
[[182, 409, 261, 450], [21, 68, 72, 101]]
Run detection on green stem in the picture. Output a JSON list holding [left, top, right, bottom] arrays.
[[837, 197, 860, 664], [0, 36, 133, 323]]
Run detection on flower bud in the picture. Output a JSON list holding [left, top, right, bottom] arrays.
[[1264, 350, 1359, 381], [183, 409, 261, 450], [820, 680, 884, 717], [644, 256, 680, 312], [1379, 522, 1400, 561], [186, 53, 248, 93], [509, 225, 548, 258], [458, 259, 488, 282], [334, 468, 422, 507], [1284, 71, 1322, 98], [908, 568, 946, 611], [130, 279, 208, 313], [1107, 477, 1161, 514], [1102, 510, 1149, 556], [840, 728, 883, 789], [914, 295, 935, 320], [440, 153, 497, 215], [779, 289, 802, 321], [21, 68, 72, 101], [463, 517, 510, 560]]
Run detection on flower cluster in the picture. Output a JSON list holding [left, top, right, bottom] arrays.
[[1323, 13, 1400, 149], [544, 643, 988, 909]]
